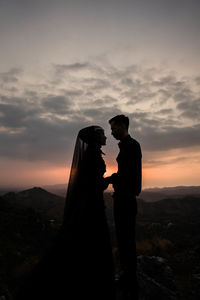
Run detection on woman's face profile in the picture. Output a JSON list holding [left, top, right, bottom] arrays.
[[98, 130, 107, 146]]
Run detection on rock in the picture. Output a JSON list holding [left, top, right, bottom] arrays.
[[137, 255, 179, 300], [0, 281, 12, 300], [188, 273, 200, 300]]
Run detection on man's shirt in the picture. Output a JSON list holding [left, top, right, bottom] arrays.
[[113, 135, 142, 197]]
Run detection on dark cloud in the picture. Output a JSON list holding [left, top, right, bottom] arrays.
[[157, 89, 172, 100], [82, 78, 111, 90], [82, 108, 102, 118], [42, 95, 72, 115], [61, 89, 83, 97], [140, 124, 200, 151], [0, 62, 200, 165], [50, 62, 108, 86], [157, 109, 174, 115], [126, 91, 157, 104], [24, 89, 39, 98], [0, 68, 22, 84], [173, 87, 194, 102], [152, 75, 177, 87], [0, 110, 86, 164], [54, 62, 89, 73], [83, 105, 121, 123], [52, 62, 90, 80], [177, 98, 200, 120], [121, 77, 134, 86], [0, 68, 23, 94], [93, 95, 116, 106], [129, 112, 179, 135], [48, 63, 89, 85], [0, 101, 39, 128]]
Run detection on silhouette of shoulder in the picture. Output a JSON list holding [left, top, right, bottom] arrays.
[[120, 135, 142, 157]]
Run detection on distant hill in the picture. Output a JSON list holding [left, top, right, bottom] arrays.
[[104, 192, 200, 228], [1, 185, 200, 223], [2, 187, 65, 222], [42, 184, 200, 202], [137, 195, 200, 221], [140, 186, 200, 202], [1, 184, 200, 202], [42, 183, 68, 198]]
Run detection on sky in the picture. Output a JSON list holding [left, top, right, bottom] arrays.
[[0, 0, 200, 189]]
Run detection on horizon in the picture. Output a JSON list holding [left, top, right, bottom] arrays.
[[1, 183, 200, 192], [0, 0, 200, 188]]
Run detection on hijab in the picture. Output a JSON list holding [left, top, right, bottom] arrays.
[[63, 126, 104, 222]]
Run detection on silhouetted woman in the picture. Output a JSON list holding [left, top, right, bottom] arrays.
[[14, 126, 115, 300]]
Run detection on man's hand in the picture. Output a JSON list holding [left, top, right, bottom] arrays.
[[102, 177, 113, 190], [104, 173, 119, 190], [109, 173, 118, 183]]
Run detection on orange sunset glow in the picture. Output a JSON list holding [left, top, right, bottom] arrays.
[[1, 148, 199, 189]]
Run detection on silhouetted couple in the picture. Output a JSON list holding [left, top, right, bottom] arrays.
[[14, 115, 142, 300]]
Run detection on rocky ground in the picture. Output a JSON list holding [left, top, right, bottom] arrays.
[[1, 188, 200, 299]]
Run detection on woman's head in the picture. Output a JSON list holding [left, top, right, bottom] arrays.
[[78, 126, 107, 146]]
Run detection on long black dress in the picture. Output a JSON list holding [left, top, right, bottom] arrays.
[[14, 127, 115, 300]]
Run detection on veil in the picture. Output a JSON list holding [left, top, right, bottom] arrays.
[[63, 125, 103, 222]]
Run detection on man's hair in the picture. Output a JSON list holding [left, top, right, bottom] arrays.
[[109, 114, 129, 129]]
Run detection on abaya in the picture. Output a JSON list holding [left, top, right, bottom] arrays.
[[14, 126, 115, 300]]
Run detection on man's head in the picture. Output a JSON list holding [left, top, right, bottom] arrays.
[[109, 115, 129, 140]]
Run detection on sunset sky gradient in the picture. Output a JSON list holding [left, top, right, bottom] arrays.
[[0, 0, 200, 188]]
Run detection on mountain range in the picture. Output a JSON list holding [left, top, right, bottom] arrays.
[[1, 184, 200, 201], [1, 187, 65, 222], [140, 185, 200, 202], [44, 184, 200, 202]]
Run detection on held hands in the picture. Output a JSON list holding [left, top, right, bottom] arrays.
[[104, 173, 119, 184], [103, 177, 111, 188], [109, 173, 119, 183], [103, 173, 119, 190]]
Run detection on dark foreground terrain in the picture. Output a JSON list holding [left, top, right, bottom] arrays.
[[0, 186, 200, 299]]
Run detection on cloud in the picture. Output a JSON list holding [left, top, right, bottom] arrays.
[[0, 61, 200, 166], [0, 68, 23, 94], [54, 62, 90, 73], [173, 87, 194, 103], [83, 105, 121, 122], [51, 62, 91, 84], [152, 75, 178, 87], [42, 95, 72, 115], [121, 77, 134, 86], [0, 112, 82, 164], [140, 124, 200, 151], [93, 95, 116, 106], [0, 100, 39, 128], [0, 68, 23, 84], [61, 89, 83, 97], [176, 98, 200, 120], [145, 155, 191, 168], [82, 78, 111, 91], [157, 108, 174, 115]]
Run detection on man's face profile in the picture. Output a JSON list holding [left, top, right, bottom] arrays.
[[110, 121, 124, 140]]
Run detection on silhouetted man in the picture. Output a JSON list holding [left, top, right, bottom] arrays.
[[108, 114, 142, 299]]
